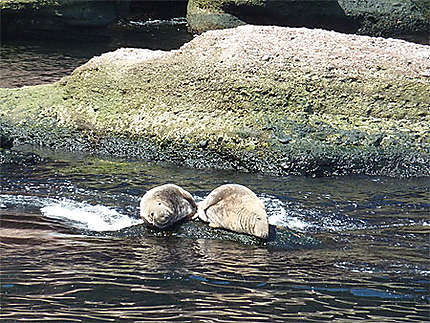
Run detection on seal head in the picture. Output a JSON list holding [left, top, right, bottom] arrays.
[[140, 184, 197, 229], [145, 201, 174, 228]]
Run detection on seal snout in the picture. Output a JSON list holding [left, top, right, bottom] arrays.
[[252, 214, 269, 239], [154, 209, 172, 227]]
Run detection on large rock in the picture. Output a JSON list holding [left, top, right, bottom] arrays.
[[0, 25, 429, 176], [187, 0, 430, 42]]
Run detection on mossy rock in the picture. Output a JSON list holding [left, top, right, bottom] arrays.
[[1, 26, 429, 177]]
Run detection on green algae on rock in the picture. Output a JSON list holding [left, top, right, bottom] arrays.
[[1, 26, 429, 176]]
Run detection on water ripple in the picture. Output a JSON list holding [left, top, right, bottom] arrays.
[[1, 158, 429, 322]]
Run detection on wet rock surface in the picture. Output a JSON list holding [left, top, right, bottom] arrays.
[[0, 149, 46, 166], [103, 221, 323, 250], [1, 134, 14, 150], [0, 123, 46, 166]]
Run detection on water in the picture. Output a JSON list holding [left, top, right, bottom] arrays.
[[1, 16, 430, 322], [1, 152, 429, 322], [0, 17, 192, 88]]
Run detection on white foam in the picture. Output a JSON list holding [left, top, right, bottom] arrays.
[[283, 217, 310, 231], [0, 194, 55, 208], [268, 211, 310, 231], [40, 200, 143, 232], [129, 17, 187, 27], [260, 195, 310, 232]]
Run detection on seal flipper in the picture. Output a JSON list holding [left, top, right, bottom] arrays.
[[194, 201, 207, 221], [196, 188, 227, 223]]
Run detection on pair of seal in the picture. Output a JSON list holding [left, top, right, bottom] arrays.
[[140, 183, 269, 239], [140, 184, 197, 229], [196, 184, 269, 239]]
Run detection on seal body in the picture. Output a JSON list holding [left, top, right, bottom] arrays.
[[197, 184, 269, 239], [140, 184, 197, 229]]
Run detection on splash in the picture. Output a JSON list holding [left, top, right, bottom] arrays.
[[128, 17, 187, 27], [0, 194, 142, 232], [260, 194, 368, 233], [0, 194, 55, 209], [260, 195, 310, 232], [41, 199, 143, 232]]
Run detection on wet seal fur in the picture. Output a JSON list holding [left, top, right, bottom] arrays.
[[196, 184, 269, 239], [140, 184, 197, 229]]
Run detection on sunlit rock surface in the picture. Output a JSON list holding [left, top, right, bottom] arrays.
[[1, 25, 429, 176]]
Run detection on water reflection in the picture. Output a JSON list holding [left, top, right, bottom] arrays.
[[0, 155, 429, 321], [3, 228, 427, 321], [0, 18, 192, 88]]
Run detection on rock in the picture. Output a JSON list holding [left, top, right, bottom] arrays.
[[111, 221, 322, 250], [0, 25, 429, 177], [0, 149, 45, 166], [187, 0, 429, 43], [199, 140, 208, 148], [0, 134, 14, 150], [187, 0, 246, 34]]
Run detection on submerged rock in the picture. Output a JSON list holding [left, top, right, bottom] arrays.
[[112, 221, 321, 250], [176, 222, 322, 250], [0, 149, 45, 166], [0, 25, 429, 177], [1, 134, 14, 150], [0, 123, 45, 166]]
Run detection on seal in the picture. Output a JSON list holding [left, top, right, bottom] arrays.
[[196, 184, 269, 239], [140, 184, 197, 229]]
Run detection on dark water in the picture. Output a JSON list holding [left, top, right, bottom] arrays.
[[1, 151, 429, 322], [0, 18, 192, 88]]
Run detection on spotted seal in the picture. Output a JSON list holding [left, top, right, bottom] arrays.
[[140, 184, 197, 229], [196, 184, 269, 239]]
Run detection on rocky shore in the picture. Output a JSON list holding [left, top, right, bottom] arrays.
[[2, 0, 429, 43], [187, 0, 430, 42], [1, 25, 429, 176]]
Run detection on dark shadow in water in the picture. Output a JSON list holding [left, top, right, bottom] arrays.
[[222, 0, 429, 44], [0, 17, 192, 88], [225, 0, 360, 34]]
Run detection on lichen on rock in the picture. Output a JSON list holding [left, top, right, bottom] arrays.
[[1, 25, 429, 176]]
